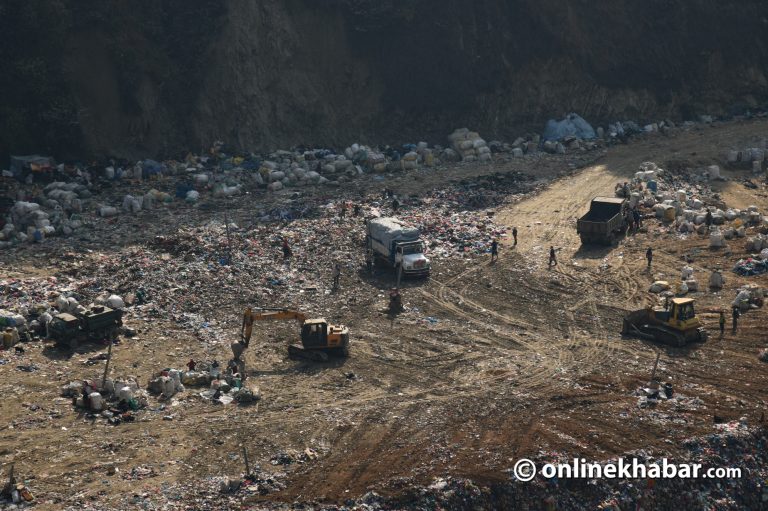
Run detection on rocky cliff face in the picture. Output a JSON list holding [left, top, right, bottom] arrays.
[[2, 0, 767, 159]]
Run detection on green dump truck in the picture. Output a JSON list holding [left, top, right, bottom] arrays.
[[49, 305, 123, 349]]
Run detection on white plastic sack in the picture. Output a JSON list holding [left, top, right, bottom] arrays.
[[709, 271, 724, 289], [107, 294, 125, 309]]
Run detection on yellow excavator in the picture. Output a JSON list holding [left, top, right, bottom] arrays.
[[238, 308, 350, 362], [622, 297, 708, 347]]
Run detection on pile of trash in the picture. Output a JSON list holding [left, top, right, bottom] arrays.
[[623, 161, 767, 243], [733, 257, 768, 276], [148, 360, 260, 405], [731, 284, 765, 310], [61, 376, 148, 425], [199, 378, 260, 405]]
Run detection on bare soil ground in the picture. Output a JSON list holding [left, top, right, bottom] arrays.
[[1, 120, 767, 510]]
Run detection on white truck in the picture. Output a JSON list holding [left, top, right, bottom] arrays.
[[367, 217, 431, 277]]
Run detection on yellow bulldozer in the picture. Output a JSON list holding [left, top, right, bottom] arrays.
[[238, 308, 350, 362], [621, 297, 709, 347]]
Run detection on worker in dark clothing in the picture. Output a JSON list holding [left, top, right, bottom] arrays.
[[633, 209, 641, 231], [81, 385, 90, 409], [512, 227, 518, 246], [339, 202, 346, 218], [646, 247, 653, 269], [548, 246, 557, 267], [282, 239, 292, 259], [705, 209, 713, 228], [719, 311, 725, 337], [392, 197, 400, 213], [332, 263, 341, 291], [732, 307, 740, 333], [353, 203, 362, 217], [490, 239, 499, 262], [187, 359, 196, 371]]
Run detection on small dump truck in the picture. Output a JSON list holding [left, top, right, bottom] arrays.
[[367, 217, 431, 277], [49, 305, 122, 350], [577, 197, 628, 245]]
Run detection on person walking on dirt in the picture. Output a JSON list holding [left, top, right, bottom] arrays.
[[339, 202, 346, 218], [646, 247, 653, 269], [365, 251, 373, 275], [332, 262, 341, 291], [187, 359, 196, 372], [392, 197, 400, 213], [512, 227, 518, 246], [353, 203, 362, 217], [633, 208, 641, 231], [719, 311, 726, 337], [732, 307, 740, 333], [490, 239, 499, 262], [705, 209, 713, 229], [548, 246, 557, 267], [282, 239, 292, 260]]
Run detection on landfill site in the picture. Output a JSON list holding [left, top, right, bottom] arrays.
[[2, 2, 768, 511]]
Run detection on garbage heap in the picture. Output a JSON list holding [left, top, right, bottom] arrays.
[[1, 180, 94, 245], [61, 376, 148, 425], [627, 162, 767, 246], [148, 361, 260, 405]]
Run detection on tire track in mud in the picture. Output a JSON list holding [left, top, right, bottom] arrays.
[[421, 266, 599, 393]]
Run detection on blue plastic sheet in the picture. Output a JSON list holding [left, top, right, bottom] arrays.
[[543, 113, 596, 141]]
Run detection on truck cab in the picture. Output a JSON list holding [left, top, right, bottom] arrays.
[[394, 240, 430, 276]]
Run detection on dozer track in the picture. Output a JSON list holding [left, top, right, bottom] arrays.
[[627, 323, 687, 347], [288, 345, 329, 362]]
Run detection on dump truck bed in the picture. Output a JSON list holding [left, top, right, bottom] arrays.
[[577, 197, 626, 243]]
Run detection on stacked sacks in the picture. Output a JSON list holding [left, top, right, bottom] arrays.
[[366, 149, 388, 172], [122, 194, 143, 214], [416, 142, 436, 167], [8, 201, 57, 242], [448, 128, 491, 162], [44, 181, 87, 211], [401, 151, 419, 170]]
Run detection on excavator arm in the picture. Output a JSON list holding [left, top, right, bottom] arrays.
[[240, 308, 308, 345]]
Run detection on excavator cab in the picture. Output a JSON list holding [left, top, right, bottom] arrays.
[[301, 320, 328, 348]]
